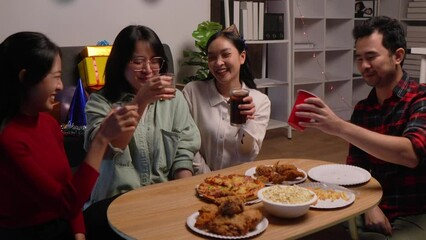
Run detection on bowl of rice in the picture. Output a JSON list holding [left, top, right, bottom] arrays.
[[257, 185, 318, 218]]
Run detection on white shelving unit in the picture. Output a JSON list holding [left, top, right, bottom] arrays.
[[290, 0, 355, 120], [223, 0, 403, 137], [224, 0, 293, 138], [220, 0, 426, 139]]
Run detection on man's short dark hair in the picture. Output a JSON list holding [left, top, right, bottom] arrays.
[[353, 16, 406, 56]]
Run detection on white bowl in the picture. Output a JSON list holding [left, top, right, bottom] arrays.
[[257, 185, 318, 218]]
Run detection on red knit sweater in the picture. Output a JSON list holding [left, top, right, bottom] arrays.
[[0, 113, 99, 234]]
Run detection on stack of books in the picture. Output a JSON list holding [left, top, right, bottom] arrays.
[[407, 0, 426, 19], [405, 53, 421, 78], [406, 26, 426, 48], [405, 25, 426, 78], [231, 0, 284, 41]]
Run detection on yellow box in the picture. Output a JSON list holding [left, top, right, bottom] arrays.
[[78, 56, 108, 91], [80, 46, 112, 58]]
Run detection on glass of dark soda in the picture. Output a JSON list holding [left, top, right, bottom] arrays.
[[229, 88, 249, 126]]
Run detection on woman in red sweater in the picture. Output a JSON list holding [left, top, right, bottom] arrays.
[[0, 32, 139, 240]]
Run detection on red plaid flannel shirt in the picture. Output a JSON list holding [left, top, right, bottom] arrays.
[[347, 72, 426, 221]]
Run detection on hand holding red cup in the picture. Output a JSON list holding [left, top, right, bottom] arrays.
[[287, 90, 318, 131]]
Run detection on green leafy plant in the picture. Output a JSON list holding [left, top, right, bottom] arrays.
[[182, 21, 222, 83]]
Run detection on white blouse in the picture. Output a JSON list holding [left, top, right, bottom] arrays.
[[182, 80, 271, 174]]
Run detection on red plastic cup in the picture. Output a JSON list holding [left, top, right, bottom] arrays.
[[288, 90, 318, 131]]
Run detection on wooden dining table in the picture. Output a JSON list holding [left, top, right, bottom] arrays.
[[107, 158, 382, 240]]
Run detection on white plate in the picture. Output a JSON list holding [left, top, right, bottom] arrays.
[[186, 212, 268, 239], [245, 166, 307, 185], [298, 182, 356, 209], [308, 164, 371, 186]]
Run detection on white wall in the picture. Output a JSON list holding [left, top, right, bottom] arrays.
[[0, 0, 210, 77]]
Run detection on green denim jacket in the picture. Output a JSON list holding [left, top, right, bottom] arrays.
[[84, 90, 200, 205]]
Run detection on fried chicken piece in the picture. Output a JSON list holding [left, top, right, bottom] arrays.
[[281, 169, 305, 181], [214, 195, 235, 205], [216, 196, 245, 216], [255, 165, 274, 178], [256, 175, 270, 183], [207, 213, 250, 236], [207, 208, 263, 236], [275, 163, 298, 175], [195, 204, 218, 229], [241, 208, 263, 231], [270, 172, 286, 184]]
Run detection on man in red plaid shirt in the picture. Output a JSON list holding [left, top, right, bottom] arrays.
[[295, 16, 426, 239]]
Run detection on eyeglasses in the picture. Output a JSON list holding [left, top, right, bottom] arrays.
[[130, 57, 165, 71]]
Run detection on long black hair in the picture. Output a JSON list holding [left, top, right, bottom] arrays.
[[0, 31, 61, 124], [102, 25, 169, 102], [205, 30, 257, 89]]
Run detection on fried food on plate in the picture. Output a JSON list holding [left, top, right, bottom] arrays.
[[196, 174, 264, 203], [255, 165, 274, 177], [216, 196, 245, 216], [281, 169, 305, 181], [195, 194, 264, 236], [208, 214, 249, 236], [241, 208, 263, 230], [194, 204, 218, 229], [254, 161, 305, 183], [207, 208, 263, 236], [275, 163, 297, 174], [270, 173, 286, 184]]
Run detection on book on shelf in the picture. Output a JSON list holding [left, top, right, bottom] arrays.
[[407, 26, 426, 32], [233, 0, 240, 32], [246, 1, 254, 40], [253, 1, 259, 41], [277, 14, 284, 40], [404, 59, 421, 65], [239, 1, 258, 40], [407, 13, 426, 19], [404, 64, 420, 71], [409, 1, 426, 7], [406, 53, 423, 60], [264, 13, 284, 40], [294, 42, 315, 49], [406, 69, 421, 78], [233, 1, 283, 41], [258, 2, 264, 40], [407, 26, 426, 38], [407, 31, 426, 38], [407, 42, 426, 48], [240, 1, 249, 40], [407, 37, 426, 43], [407, 7, 426, 13]]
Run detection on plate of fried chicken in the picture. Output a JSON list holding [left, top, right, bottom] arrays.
[[187, 196, 268, 239], [245, 161, 307, 185]]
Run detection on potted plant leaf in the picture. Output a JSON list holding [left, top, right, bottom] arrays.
[[182, 21, 222, 83]]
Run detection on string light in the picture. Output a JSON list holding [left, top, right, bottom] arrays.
[[295, 0, 352, 109]]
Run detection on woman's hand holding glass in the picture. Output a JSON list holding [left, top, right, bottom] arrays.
[[134, 73, 176, 105], [239, 95, 256, 120], [97, 104, 139, 142]]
